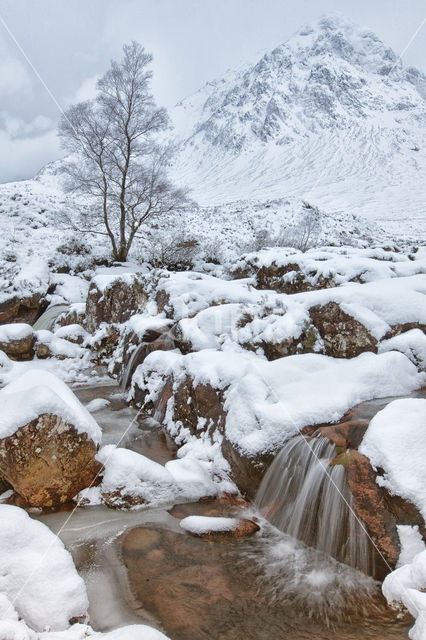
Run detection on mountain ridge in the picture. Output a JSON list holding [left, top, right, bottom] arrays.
[[170, 13, 426, 230]]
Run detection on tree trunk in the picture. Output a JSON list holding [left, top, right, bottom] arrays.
[[114, 246, 128, 262]]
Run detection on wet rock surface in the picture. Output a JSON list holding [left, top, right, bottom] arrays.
[[121, 523, 411, 640], [0, 414, 102, 508], [303, 388, 426, 578]]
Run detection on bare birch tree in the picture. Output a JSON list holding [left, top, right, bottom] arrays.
[[59, 42, 187, 262]]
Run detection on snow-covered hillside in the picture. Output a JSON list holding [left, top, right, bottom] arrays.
[[171, 13, 426, 235]]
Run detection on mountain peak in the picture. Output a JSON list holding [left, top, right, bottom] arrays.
[[280, 12, 399, 77]]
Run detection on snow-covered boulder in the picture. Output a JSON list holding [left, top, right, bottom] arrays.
[[133, 348, 425, 500], [180, 515, 260, 539], [360, 399, 426, 520], [85, 270, 148, 333], [35, 329, 87, 361], [96, 445, 177, 508], [79, 443, 232, 509], [0, 504, 88, 631], [0, 370, 102, 507], [0, 324, 35, 361], [54, 323, 89, 345], [231, 246, 420, 293]]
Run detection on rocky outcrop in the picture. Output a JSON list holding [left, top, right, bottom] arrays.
[[0, 293, 47, 325], [35, 341, 52, 359], [0, 324, 35, 361], [221, 437, 274, 500], [173, 377, 226, 437], [0, 414, 102, 508], [345, 451, 401, 576], [309, 301, 377, 358], [56, 304, 85, 328], [85, 275, 148, 333], [118, 330, 175, 387]]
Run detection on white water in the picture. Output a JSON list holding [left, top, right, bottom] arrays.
[[33, 304, 69, 330], [121, 344, 146, 391], [255, 436, 372, 574]]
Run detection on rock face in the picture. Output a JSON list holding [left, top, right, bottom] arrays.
[[345, 451, 401, 572], [119, 331, 175, 388], [221, 437, 274, 500], [173, 377, 226, 437], [0, 414, 102, 508], [0, 293, 47, 325], [56, 304, 86, 328], [85, 275, 148, 333], [0, 324, 35, 361], [309, 301, 377, 358], [243, 261, 335, 294], [35, 342, 52, 359]]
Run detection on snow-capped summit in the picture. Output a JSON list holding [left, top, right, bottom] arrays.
[[172, 13, 426, 232], [174, 13, 426, 148]]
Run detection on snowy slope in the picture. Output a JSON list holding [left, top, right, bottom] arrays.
[[171, 14, 426, 234]]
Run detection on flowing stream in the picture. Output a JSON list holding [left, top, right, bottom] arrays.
[[255, 436, 372, 574], [34, 384, 413, 640], [32, 304, 69, 330]]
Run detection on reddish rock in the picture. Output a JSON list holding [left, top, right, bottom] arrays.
[[169, 495, 250, 520], [0, 293, 47, 325], [191, 519, 260, 541], [56, 306, 85, 328], [317, 419, 369, 450], [85, 275, 148, 333], [384, 322, 426, 340], [155, 289, 172, 317], [102, 488, 145, 509], [345, 451, 400, 573], [309, 301, 377, 358], [173, 377, 226, 436], [0, 325, 35, 361], [230, 261, 336, 294], [0, 414, 102, 508], [0, 473, 11, 494]]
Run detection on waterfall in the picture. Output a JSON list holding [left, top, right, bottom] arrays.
[[255, 436, 372, 575], [120, 344, 148, 391], [33, 304, 69, 331]]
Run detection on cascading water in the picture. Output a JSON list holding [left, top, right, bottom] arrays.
[[120, 344, 147, 391], [33, 304, 69, 330], [255, 436, 373, 575]]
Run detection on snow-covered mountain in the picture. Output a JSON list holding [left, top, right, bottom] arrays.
[[171, 14, 426, 234]]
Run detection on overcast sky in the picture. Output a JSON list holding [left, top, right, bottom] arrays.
[[0, 0, 425, 182]]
